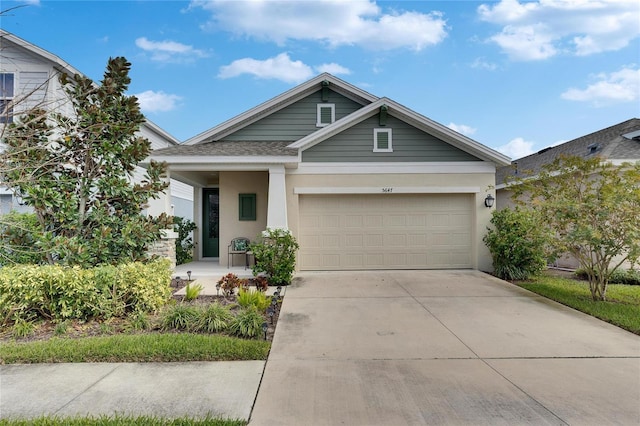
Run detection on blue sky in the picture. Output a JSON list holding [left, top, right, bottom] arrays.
[[2, 0, 639, 159]]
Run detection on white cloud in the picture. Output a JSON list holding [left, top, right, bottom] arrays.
[[471, 57, 498, 71], [478, 0, 640, 60], [191, 0, 447, 51], [561, 65, 640, 105], [218, 53, 314, 84], [135, 37, 207, 62], [497, 137, 535, 158], [134, 90, 182, 113], [314, 63, 351, 75], [448, 123, 477, 136]]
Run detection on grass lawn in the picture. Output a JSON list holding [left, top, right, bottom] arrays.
[[0, 333, 270, 364], [517, 274, 640, 335]]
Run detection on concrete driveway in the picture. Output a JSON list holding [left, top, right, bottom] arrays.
[[250, 270, 640, 426]]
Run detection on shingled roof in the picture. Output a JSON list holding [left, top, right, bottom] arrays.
[[152, 140, 298, 157], [497, 118, 640, 185]]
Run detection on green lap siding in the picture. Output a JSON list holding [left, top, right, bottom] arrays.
[[302, 115, 480, 162]]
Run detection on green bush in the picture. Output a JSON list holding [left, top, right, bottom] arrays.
[[229, 306, 264, 339], [0, 259, 172, 325], [237, 288, 271, 311], [174, 216, 197, 265], [0, 211, 46, 265], [483, 207, 551, 280], [250, 228, 299, 286], [575, 268, 640, 286], [194, 303, 234, 333], [160, 304, 200, 331]]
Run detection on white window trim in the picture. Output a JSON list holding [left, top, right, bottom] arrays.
[[316, 103, 335, 127], [0, 72, 15, 124], [373, 128, 393, 152]]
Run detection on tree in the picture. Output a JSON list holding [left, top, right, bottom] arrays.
[[0, 57, 169, 266], [511, 155, 640, 301]]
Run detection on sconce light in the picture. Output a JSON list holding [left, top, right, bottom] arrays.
[[484, 194, 495, 208]]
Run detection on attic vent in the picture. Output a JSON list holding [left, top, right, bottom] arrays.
[[379, 104, 388, 126], [321, 80, 330, 102], [587, 143, 599, 154]]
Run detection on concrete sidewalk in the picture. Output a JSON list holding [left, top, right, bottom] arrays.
[[1, 361, 264, 420], [249, 270, 640, 425]]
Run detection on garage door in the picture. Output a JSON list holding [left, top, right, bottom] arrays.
[[298, 194, 473, 270]]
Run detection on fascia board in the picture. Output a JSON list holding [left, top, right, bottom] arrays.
[[1, 30, 83, 78], [183, 73, 379, 146], [142, 119, 180, 145], [145, 155, 298, 166]]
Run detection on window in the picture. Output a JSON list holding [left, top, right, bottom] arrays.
[[316, 103, 335, 127], [0, 73, 15, 124], [239, 193, 257, 221], [373, 128, 393, 152]]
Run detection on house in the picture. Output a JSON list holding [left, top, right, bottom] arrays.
[[149, 74, 511, 271], [496, 118, 640, 268], [0, 29, 193, 220]]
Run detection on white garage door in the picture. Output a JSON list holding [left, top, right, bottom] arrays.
[[298, 194, 473, 270]]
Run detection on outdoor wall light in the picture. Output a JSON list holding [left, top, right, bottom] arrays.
[[484, 194, 495, 208]]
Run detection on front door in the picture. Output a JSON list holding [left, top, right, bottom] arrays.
[[202, 188, 219, 257]]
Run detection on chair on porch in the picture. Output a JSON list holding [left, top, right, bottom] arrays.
[[228, 237, 251, 269]]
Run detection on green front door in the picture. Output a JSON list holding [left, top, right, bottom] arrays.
[[202, 188, 219, 257]]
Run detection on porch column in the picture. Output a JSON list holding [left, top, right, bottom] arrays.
[[267, 165, 288, 229]]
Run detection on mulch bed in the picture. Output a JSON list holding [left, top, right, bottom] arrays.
[[1, 278, 284, 343]]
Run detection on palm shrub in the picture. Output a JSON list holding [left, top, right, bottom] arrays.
[[184, 282, 204, 301], [229, 306, 264, 338], [237, 288, 271, 311], [250, 228, 299, 285], [483, 207, 552, 280]]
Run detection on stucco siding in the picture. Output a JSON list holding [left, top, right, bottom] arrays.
[[302, 115, 480, 162], [219, 171, 269, 266], [285, 171, 495, 271], [223, 89, 363, 141]]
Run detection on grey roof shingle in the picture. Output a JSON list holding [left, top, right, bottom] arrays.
[[152, 140, 298, 157], [497, 118, 640, 184]]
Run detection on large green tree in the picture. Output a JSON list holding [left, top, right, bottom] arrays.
[[512, 155, 640, 301], [0, 57, 168, 266]]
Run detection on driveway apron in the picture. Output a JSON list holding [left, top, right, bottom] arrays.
[[249, 270, 640, 426]]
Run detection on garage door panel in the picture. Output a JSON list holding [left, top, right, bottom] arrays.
[[299, 194, 473, 270]]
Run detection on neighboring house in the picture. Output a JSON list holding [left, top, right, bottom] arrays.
[[496, 118, 640, 268], [0, 30, 192, 220], [149, 74, 511, 271]]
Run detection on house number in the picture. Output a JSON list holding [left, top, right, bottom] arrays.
[[382, 187, 393, 193]]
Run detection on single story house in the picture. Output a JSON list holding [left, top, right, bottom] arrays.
[[149, 74, 510, 271], [496, 118, 640, 268]]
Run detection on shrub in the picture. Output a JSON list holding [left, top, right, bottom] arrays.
[[0, 211, 46, 265], [0, 259, 172, 325], [160, 304, 200, 331], [253, 276, 269, 292], [184, 282, 204, 301], [217, 273, 245, 296], [250, 228, 299, 286], [173, 216, 197, 265], [12, 318, 37, 338], [194, 303, 234, 333], [237, 288, 271, 312], [483, 207, 552, 280], [229, 306, 264, 339], [575, 268, 640, 286]]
